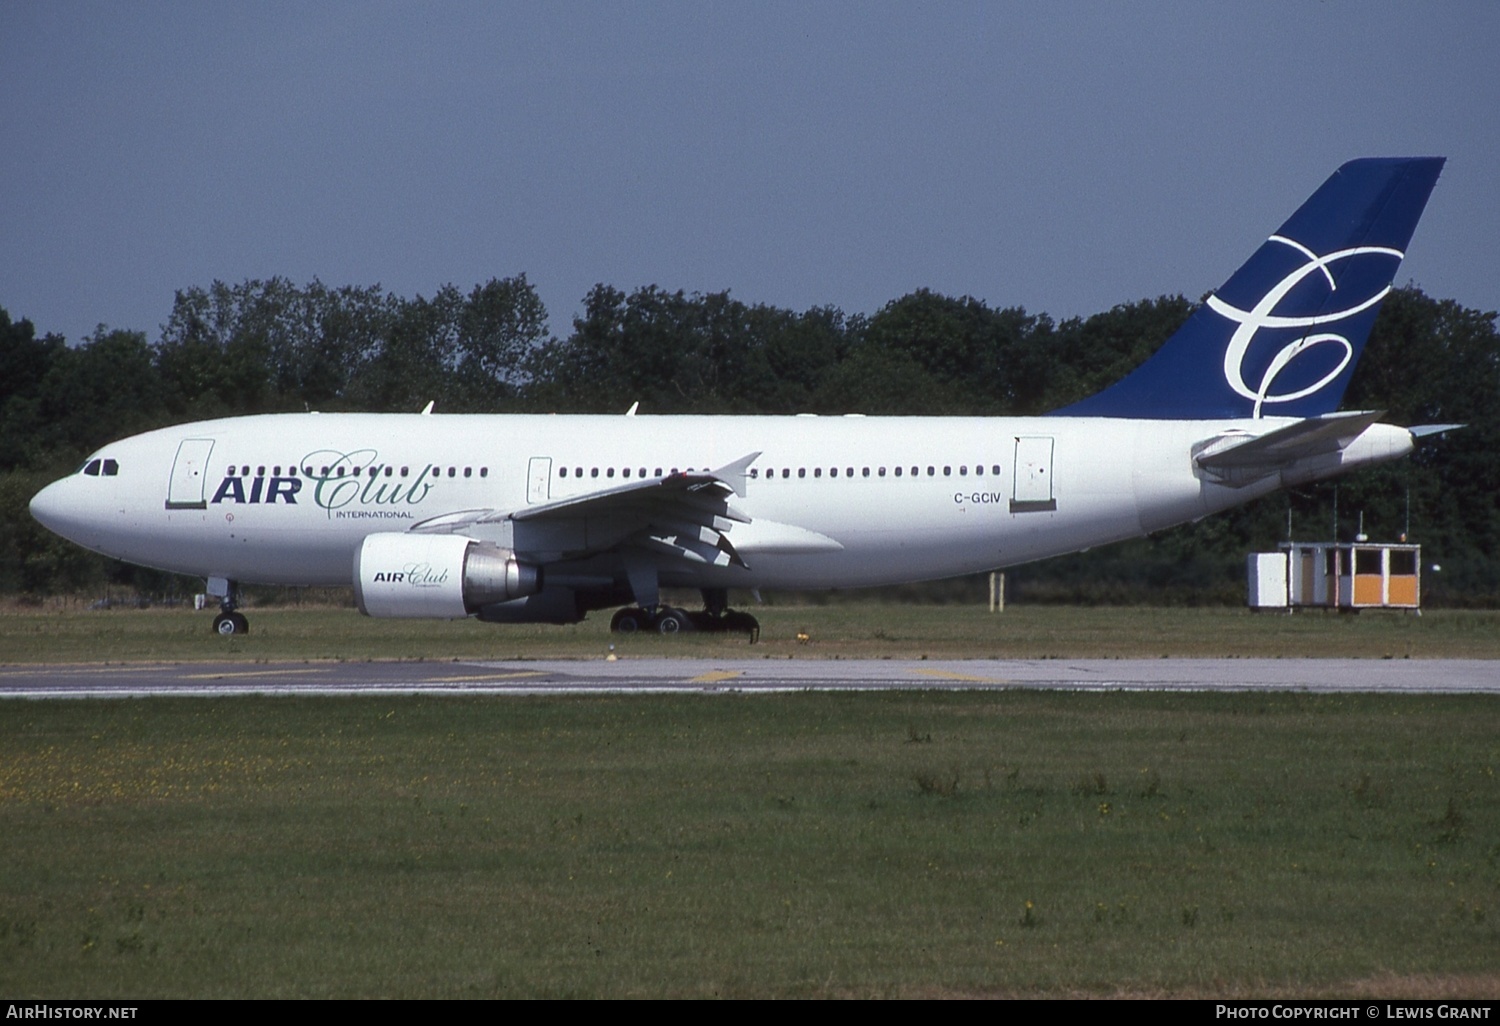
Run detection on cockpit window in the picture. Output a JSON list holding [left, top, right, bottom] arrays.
[[80, 458, 120, 477]]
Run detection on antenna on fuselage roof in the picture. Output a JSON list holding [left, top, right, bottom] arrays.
[[420, 401, 435, 415], [625, 402, 639, 417]]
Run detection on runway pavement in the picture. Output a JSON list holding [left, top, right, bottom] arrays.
[[0, 657, 1495, 698]]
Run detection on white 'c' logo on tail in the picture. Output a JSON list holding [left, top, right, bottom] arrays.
[[1207, 236, 1402, 417]]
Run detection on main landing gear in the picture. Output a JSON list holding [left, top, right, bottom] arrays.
[[609, 588, 760, 641], [209, 580, 249, 636]]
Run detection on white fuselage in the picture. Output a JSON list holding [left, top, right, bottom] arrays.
[[29, 411, 1414, 592]]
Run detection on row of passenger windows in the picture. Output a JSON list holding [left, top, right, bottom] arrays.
[[559, 466, 672, 479], [556, 464, 1004, 481], [217, 460, 1002, 484], [226, 465, 489, 479], [754, 464, 1003, 480]]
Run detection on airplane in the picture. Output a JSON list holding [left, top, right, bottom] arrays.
[[30, 157, 1454, 638]]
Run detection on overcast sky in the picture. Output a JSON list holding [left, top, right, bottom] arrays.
[[4, 1, 1497, 346]]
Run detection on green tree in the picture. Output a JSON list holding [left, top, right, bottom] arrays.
[[0, 307, 66, 472]]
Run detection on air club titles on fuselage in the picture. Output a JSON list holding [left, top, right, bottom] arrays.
[[208, 448, 439, 519]]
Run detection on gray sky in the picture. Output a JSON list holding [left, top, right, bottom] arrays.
[[4, 1, 1497, 346]]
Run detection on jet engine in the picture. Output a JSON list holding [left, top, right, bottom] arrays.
[[353, 533, 541, 619]]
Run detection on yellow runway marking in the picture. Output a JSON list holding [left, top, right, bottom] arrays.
[[690, 671, 743, 683], [914, 668, 1008, 684], [180, 668, 329, 680], [423, 672, 546, 683]]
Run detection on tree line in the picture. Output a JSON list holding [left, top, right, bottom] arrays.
[[2, 276, 1496, 604]]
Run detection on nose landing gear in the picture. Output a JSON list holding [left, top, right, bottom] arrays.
[[208, 579, 249, 636]]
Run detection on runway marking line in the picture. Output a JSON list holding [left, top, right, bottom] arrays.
[[914, 668, 1008, 684], [180, 668, 330, 680], [422, 672, 547, 683], [690, 671, 743, 683]]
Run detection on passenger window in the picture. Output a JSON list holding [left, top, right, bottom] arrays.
[[863, 468, 871, 477], [894, 467, 902, 477], [480, 468, 488, 478], [654, 468, 663, 477], [927, 467, 935, 476], [591, 468, 599, 478], [959, 466, 967, 476], [448, 467, 456, 478], [781, 468, 789, 479], [559, 467, 568, 478], [798, 468, 806, 479], [607, 468, 615, 478], [464, 467, 472, 478], [878, 467, 886, 477], [814, 468, 822, 478], [638, 468, 646, 478], [830, 467, 838, 478]]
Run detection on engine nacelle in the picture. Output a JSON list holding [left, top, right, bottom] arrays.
[[353, 533, 541, 619]]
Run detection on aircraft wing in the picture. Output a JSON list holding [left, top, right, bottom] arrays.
[[410, 451, 761, 571]]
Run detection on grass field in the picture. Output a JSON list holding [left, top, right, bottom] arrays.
[[2, 691, 1497, 998], [3, 602, 1500, 663], [2, 604, 1497, 997]]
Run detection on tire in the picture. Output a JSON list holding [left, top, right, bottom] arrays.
[[654, 608, 689, 634], [610, 608, 647, 634], [213, 612, 249, 636], [723, 611, 760, 641]]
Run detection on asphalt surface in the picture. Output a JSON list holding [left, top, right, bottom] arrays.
[[0, 657, 1495, 698]]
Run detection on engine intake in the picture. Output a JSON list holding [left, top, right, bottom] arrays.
[[353, 533, 541, 618]]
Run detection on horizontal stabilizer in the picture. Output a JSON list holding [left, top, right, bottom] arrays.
[[1409, 423, 1464, 438], [1195, 410, 1385, 472]]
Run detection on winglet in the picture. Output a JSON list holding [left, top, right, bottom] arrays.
[[709, 452, 761, 497]]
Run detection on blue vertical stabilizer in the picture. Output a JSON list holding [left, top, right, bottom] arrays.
[[1052, 158, 1444, 419]]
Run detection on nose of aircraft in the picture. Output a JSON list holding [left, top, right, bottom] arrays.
[[29, 476, 93, 544]]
